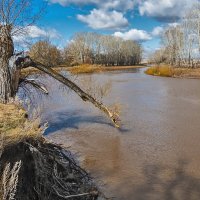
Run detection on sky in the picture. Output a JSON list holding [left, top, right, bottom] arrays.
[[14, 0, 199, 57]]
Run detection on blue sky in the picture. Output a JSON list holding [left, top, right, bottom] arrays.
[[14, 0, 199, 57]]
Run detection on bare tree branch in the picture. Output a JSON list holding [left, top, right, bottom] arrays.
[[20, 78, 49, 95]]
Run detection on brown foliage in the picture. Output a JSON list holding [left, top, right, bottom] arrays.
[[29, 40, 62, 67]]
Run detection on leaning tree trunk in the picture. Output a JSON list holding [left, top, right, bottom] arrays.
[[18, 58, 120, 127], [34, 63, 120, 127], [0, 25, 14, 103]]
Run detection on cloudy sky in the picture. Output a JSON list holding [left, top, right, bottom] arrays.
[[17, 0, 199, 55]]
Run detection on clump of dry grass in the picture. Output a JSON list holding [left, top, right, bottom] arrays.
[[0, 103, 42, 149], [0, 103, 41, 199], [0, 161, 22, 200], [145, 65, 174, 77]]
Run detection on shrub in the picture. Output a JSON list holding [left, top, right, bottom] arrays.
[[145, 65, 174, 77]]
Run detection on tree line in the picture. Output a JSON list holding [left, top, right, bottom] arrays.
[[29, 33, 142, 67], [149, 3, 200, 68]]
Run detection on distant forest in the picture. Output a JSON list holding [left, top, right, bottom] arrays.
[[29, 32, 142, 67]]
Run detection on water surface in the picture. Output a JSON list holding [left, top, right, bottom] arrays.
[[34, 68, 200, 199]]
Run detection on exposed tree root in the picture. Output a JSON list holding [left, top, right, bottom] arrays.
[[0, 138, 101, 200]]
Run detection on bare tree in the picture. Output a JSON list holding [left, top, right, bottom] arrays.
[[182, 3, 200, 67], [154, 3, 200, 68], [0, 0, 44, 103], [148, 49, 167, 64], [29, 40, 62, 67], [162, 25, 183, 66]]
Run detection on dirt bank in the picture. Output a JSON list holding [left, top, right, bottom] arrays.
[[0, 103, 100, 200]]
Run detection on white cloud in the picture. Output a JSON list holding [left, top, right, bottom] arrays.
[[13, 26, 60, 47], [49, 0, 199, 22], [49, 0, 96, 6], [25, 26, 47, 38], [49, 0, 134, 30], [168, 22, 180, 27], [49, 0, 135, 11], [101, 0, 134, 11], [114, 29, 152, 41], [77, 9, 128, 30], [139, 0, 198, 21], [151, 26, 164, 36], [151, 24, 181, 38], [27, 26, 60, 39]]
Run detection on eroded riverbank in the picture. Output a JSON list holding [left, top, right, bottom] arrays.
[[0, 103, 101, 199], [26, 68, 200, 199]]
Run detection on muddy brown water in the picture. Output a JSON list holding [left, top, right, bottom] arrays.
[[27, 68, 200, 199]]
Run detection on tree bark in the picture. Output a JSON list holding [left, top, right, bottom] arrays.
[[0, 25, 14, 103], [0, 59, 12, 103]]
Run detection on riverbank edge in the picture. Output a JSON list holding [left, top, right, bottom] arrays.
[[22, 64, 146, 76], [0, 103, 100, 199], [145, 65, 200, 79], [67, 64, 146, 74]]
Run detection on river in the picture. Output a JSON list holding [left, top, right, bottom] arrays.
[[27, 68, 200, 199]]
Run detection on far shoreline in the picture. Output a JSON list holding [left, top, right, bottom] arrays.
[[145, 65, 200, 79], [22, 64, 147, 75]]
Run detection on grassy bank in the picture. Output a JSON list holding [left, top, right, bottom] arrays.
[[0, 103, 100, 200], [0, 103, 42, 148], [22, 64, 145, 76], [68, 64, 145, 74], [145, 65, 200, 79]]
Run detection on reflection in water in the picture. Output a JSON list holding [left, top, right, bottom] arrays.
[[119, 160, 200, 200], [83, 136, 121, 175], [44, 110, 113, 135], [24, 68, 200, 199]]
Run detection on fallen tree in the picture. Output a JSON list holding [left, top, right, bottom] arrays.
[[21, 58, 120, 128]]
